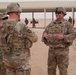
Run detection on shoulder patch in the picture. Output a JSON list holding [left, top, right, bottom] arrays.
[[27, 29, 32, 33]]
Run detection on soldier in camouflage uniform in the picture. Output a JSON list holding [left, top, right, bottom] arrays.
[[0, 13, 8, 75], [68, 16, 75, 26], [42, 7, 75, 75], [0, 3, 38, 75]]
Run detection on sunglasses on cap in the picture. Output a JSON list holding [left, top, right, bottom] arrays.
[[55, 11, 63, 14]]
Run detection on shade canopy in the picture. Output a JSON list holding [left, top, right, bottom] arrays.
[[0, 1, 76, 12]]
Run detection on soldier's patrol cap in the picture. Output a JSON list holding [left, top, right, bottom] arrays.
[[6, 2, 22, 14], [0, 13, 4, 19], [55, 7, 66, 15]]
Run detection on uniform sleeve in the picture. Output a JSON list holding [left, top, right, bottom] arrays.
[[24, 25, 38, 43], [42, 25, 50, 46], [15, 22, 38, 43], [63, 22, 76, 44]]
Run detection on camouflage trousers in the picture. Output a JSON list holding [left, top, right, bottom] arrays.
[[4, 57, 31, 75], [6, 68, 31, 75], [48, 47, 69, 75], [0, 49, 6, 75], [0, 63, 6, 75]]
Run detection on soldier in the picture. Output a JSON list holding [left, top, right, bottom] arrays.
[[68, 16, 75, 26], [0, 13, 8, 75], [31, 18, 38, 28], [0, 3, 38, 75], [42, 7, 75, 75], [25, 18, 29, 25]]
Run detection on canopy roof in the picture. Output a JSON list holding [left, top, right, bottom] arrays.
[[0, 1, 76, 12]]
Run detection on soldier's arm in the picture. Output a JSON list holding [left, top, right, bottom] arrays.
[[24, 25, 38, 43], [42, 25, 51, 45], [42, 22, 53, 41], [63, 22, 76, 44], [15, 22, 38, 43], [42, 26, 48, 41]]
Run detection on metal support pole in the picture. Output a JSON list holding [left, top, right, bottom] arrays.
[[72, 8, 74, 25], [52, 12, 54, 21], [32, 12, 34, 19], [44, 9, 46, 28]]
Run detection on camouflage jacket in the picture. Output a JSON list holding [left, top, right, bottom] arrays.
[[0, 20, 38, 69], [42, 19, 75, 47]]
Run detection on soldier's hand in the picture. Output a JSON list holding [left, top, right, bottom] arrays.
[[44, 33, 51, 39], [55, 34, 64, 40]]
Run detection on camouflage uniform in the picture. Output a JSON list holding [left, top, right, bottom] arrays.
[[0, 13, 8, 75], [0, 13, 8, 22], [42, 7, 75, 75], [0, 3, 38, 75]]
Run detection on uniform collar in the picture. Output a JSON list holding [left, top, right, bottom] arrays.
[[54, 19, 65, 24]]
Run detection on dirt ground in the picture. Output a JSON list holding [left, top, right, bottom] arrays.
[[29, 29, 76, 75]]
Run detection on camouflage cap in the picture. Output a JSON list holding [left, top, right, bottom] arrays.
[[0, 13, 4, 19], [2, 14, 8, 20], [0, 13, 8, 20], [6, 2, 22, 14], [55, 7, 66, 15]]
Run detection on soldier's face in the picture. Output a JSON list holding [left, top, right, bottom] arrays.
[[55, 12, 64, 19], [15, 12, 21, 21], [16, 12, 20, 19]]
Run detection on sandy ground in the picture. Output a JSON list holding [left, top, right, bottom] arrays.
[[29, 29, 76, 75]]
